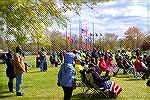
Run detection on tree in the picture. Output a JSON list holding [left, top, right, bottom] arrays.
[[0, 0, 113, 51], [140, 35, 150, 51], [0, 1, 80, 48], [124, 27, 145, 50], [48, 30, 66, 52], [102, 33, 118, 51]]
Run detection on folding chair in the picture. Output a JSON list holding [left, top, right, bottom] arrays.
[[84, 72, 109, 98], [76, 70, 91, 94], [132, 65, 145, 79]]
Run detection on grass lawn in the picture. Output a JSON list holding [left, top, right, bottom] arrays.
[[0, 55, 150, 100]]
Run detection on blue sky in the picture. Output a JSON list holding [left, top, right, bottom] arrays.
[[48, 0, 150, 39]]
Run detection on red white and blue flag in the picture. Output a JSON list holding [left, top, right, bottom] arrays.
[[105, 81, 122, 96], [81, 26, 88, 36]]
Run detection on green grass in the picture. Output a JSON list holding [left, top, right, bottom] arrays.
[[0, 55, 150, 100]]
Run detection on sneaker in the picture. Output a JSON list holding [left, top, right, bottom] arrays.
[[16, 92, 23, 96]]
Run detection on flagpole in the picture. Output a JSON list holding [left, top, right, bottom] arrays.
[[79, 16, 80, 50], [93, 22, 94, 48], [70, 23, 71, 37], [66, 26, 68, 51], [70, 23, 72, 50], [79, 16, 82, 51], [100, 33, 102, 48], [86, 24, 88, 50]]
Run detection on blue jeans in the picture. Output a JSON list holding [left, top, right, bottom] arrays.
[[40, 59, 45, 71], [16, 73, 23, 93]]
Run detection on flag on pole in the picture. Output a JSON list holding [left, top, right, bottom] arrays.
[[84, 35, 93, 43], [95, 33, 98, 36], [81, 28, 88, 36], [100, 33, 103, 36], [68, 36, 72, 44], [90, 33, 93, 36], [72, 34, 78, 43], [81, 25, 88, 36]]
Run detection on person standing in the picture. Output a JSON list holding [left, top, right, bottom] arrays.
[[36, 51, 40, 68], [39, 47, 47, 72], [57, 51, 76, 100], [13, 46, 25, 96], [5, 51, 15, 92]]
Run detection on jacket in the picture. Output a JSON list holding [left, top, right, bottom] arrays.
[[58, 52, 76, 87], [13, 53, 25, 75]]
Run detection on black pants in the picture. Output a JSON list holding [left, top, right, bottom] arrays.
[[137, 69, 150, 79], [8, 77, 14, 92], [62, 87, 73, 100]]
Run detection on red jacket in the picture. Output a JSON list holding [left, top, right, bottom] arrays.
[[99, 57, 108, 71], [134, 59, 145, 71]]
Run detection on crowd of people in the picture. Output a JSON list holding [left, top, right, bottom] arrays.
[[57, 48, 150, 99], [3, 46, 150, 99], [55, 48, 150, 79]]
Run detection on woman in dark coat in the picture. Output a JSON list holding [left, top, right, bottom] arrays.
[[146, 55, 150, 86], [5, 51, 16, 92]]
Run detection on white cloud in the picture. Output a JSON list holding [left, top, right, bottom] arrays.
[[52, 1, 149, 38], [64, 10, 77, 17], [116, 0, 149, 3], [122, 5, 148, 17], [80, 15, 93, 23]]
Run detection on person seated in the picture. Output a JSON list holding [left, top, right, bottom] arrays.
[[147, 79, 150, 87], [106, 56, 119, 77], [88, 58, 100, 74], [116, 55, 127, 75], [146, 55, 150, 70], [87, 67, 122, 98], [79, 65, 90, 86], [145, 55, 150, 86], [123, 55, 137, 78], [99, 57, 109, 77], [134, 56, 149, 80], [74, 58, 84, 79]]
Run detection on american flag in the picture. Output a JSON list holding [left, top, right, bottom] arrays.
[[84, 36, 93, 43], [105, 82, 122, 96], [68, 36, 72, 44], [81, 28, 88, 36]]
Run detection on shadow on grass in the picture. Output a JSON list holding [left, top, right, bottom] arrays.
[[28, 70, 40, 74], [0, 95, 15, 99], [124, 78, 144, 81], [72, 93, 114, 100], [0, 91, 16, 98], [116, 75, 130, 78], [0, 91, 11, 94]]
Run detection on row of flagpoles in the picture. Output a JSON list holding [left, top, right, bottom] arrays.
[[65, 21, 103, 51]]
